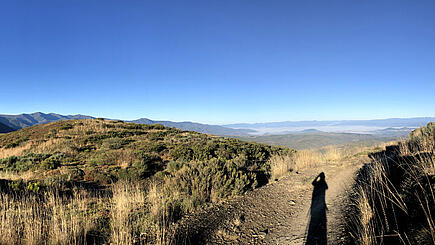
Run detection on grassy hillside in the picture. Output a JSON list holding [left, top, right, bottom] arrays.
[[0, 119, 291, 244], [237, 132, 397, 150], [0, 112, 255, 136], [0, 119, 290, 185]]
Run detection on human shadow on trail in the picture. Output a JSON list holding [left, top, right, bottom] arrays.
[[305, 172, 328, 245]]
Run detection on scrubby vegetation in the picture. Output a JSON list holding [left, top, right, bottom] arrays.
[[347, 122, 434, 244], [0, 119, 291, 244]]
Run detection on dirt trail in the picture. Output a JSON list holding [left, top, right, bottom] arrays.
[[173, 162, 361, 245]]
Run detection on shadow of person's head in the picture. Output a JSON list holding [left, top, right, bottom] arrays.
[[313, 172, 327, 186], [318, 172, 325, 180]]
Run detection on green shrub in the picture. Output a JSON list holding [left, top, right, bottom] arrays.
[[84, 170, 115, 184], [8, 180, 24, 192], [143, 141, 166, 153], [101, 137, 132, 150], [0, 153, 57, 172], [167, 161, 184, 172], [27, 181, 41, 193], [133, 152, 161, 177], [4, 137, 28, 149], [59, 124, 74, 130], [170, 145, 194, 161], [122, 124, 143, 130], [41, 155, 61, 170]]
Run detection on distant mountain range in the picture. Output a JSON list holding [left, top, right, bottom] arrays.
[[0, 112, 254, 136], [0, 112, 93, 131], [224, 117, 435, 135], [1, 113, 433, 137], [130, 118, 255, 136], [225, 117, 435, 128]]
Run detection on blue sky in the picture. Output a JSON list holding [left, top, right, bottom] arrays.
[[1, 0, 434, 124]]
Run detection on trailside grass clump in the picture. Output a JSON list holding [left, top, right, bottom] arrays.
[[347, 122, 434, 245], [268, 142, 388, 181]]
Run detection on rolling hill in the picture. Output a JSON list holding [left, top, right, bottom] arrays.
[[0, 119, 288, 184], [130, 118, 255, 136], [0, 122, 13, 133], [0, 118, 290, 243], [0, 112, 255, 136]]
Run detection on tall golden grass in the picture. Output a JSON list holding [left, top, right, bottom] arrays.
[[0, 181, 161, 245], [0, 189, 94, 244], [110, 181, 146, 244], [0, 141, 33, 159], [268, 142, 394, 180], [350, 138, 434, 245]]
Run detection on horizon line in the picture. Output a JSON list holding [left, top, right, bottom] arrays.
[[1, 111, 435, 126]]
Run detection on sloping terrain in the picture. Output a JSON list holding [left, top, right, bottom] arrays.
[[0, 119, 291, 243], [0, 119, 288, 185], [0, 122, 13, 133], [131, 118, 255, 136], [0, 112, 255, 136], [0, 112, 93, 130]]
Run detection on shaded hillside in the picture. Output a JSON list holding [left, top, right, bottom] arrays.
[[0, 112, 93, 130], [237, 132, 396, 150], [131, 118, 256, 136], [0, 122, 13, 133]]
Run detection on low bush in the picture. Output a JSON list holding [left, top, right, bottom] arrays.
[[0, 153, 52, 172], [41, 155, 62, 170]]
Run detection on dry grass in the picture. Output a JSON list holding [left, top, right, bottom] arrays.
[[268, 146, 345, 179], [0, 141, 33, 159], [110, 149, 135, 168], [354, 186, 376, 245], [268, 142, 395, 180], [0, 190, 96, 245], [0, 181, 154, 245], [0, 171, 36, 181], [110, 181, 146, 245], [269, 154, 295, 180], [352, 157, 407, 245], [350, 137, 434, 244], [148, 182, 169, 244]]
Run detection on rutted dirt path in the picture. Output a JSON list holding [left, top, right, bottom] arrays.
[[173, 162, 362, 244]]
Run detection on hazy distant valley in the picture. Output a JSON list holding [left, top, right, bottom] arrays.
[[1, 112, 432, 150]]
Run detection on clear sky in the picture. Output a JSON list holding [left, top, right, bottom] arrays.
[[1, 1, 434, 124]]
